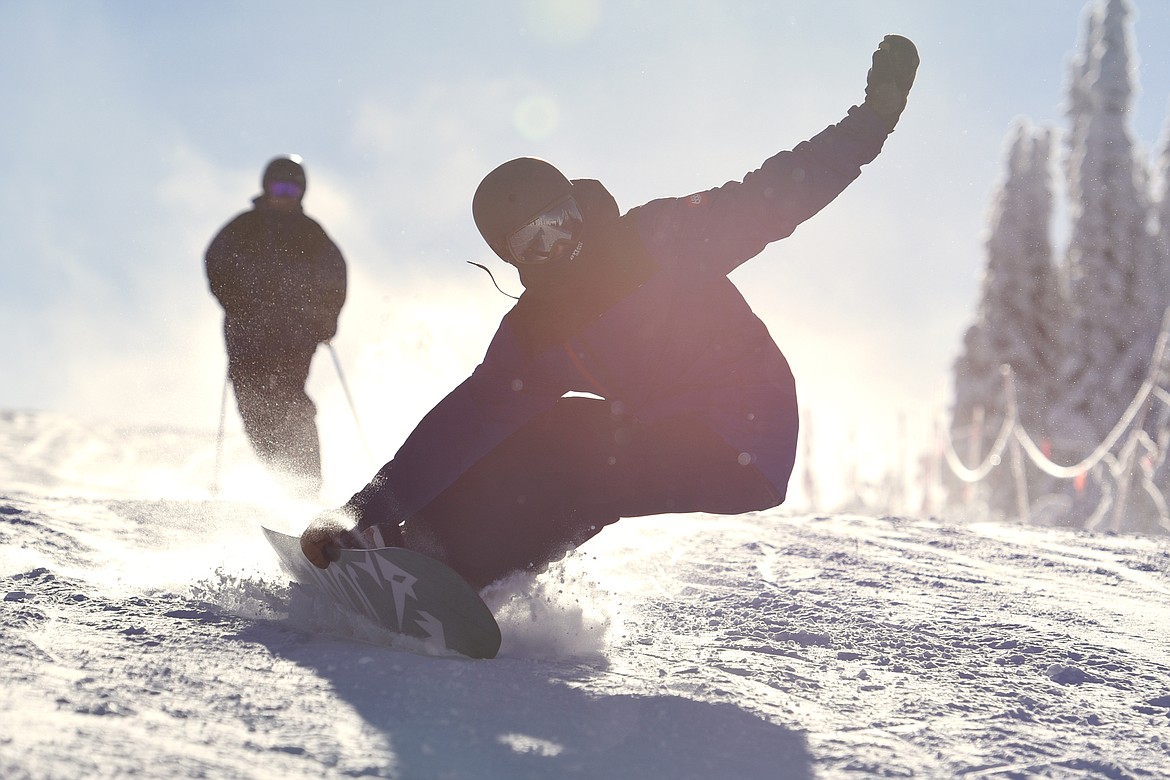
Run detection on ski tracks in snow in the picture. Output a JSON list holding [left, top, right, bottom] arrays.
[[3, 471, 1170, 777], [582, 512, 1170, 778]]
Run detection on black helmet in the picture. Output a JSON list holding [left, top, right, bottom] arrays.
[[473, 158, 580, 265], [262, 155, 307, 198]]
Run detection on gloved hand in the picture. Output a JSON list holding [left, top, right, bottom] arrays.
[[864, 34, 919, 129], [300, 506, 403, 568], [300, 507, 359, 569], [316, 317, 338, 345]]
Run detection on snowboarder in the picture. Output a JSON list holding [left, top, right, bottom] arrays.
[[206, 155, 347, 497], [301, 36, 919, 587]]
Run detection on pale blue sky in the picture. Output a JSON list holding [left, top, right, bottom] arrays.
[[3, 0, 1170, 504]]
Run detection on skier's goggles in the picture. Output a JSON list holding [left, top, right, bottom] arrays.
[[268, 181, 304, 199], [505, 196, 584, 265]]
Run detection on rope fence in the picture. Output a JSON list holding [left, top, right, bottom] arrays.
[[940, 308, 1170, 532]]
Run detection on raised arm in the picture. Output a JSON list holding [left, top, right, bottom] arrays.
[[635, 35, 919, 277]]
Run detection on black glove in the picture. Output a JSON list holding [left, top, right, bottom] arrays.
[[300, 507, 359, 568], [315, 315, 338, 345], [864, 35, 919, 129]]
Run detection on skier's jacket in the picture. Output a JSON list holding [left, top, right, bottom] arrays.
[[205, 197, 347, 360], [354, 104, 891, 526]]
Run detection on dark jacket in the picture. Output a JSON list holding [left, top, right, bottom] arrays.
[[206, 197, 347, 360], [354, 104, 891, 526]]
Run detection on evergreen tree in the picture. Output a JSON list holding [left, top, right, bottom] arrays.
[[987, 125, 1063, 437], [1141, 92, 1170, 529], [1152, 102, 1170, 302], [950, 122, 1062, 516], [1050, 0, 1158, 461]]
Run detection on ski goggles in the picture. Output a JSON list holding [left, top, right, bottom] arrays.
[[505, 195, 584, 265], [268, 181, 304, 199]]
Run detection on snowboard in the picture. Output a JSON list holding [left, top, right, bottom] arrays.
[[261, 527, 501, 659]]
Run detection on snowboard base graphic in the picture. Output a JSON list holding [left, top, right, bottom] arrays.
[[262, 527, 501, 659]]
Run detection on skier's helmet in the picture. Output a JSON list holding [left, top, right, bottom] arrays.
[[262, 155, 307, 200], [473, 158, 584, 266]]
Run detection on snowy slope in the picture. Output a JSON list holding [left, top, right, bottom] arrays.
[[2, 410, 1170, 779]]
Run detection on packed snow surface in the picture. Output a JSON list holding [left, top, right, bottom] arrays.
[[2, 410, 1170, 778]]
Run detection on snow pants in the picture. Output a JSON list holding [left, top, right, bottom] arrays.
[[401, 396, 781, 588], [227, 346, 322, 496]]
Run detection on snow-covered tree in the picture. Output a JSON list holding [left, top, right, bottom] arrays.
[[950, 121, 1062, 516], [1151, 103, 1170, 301], [1049, 0, 1160, 460], [1141, 97, 1170, 526], [989, 125, 1063, 435]]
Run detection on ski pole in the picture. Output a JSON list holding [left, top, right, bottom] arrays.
[[327, 342, 374, 463], [211, 371, 229, 496]]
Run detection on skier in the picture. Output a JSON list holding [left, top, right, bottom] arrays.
[[206, 155, 347, 497], [301, 36, 919, 587]]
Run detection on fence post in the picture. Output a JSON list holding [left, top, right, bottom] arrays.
[[1001, 365, 1030, 524], [965, 405, 985, 504]]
